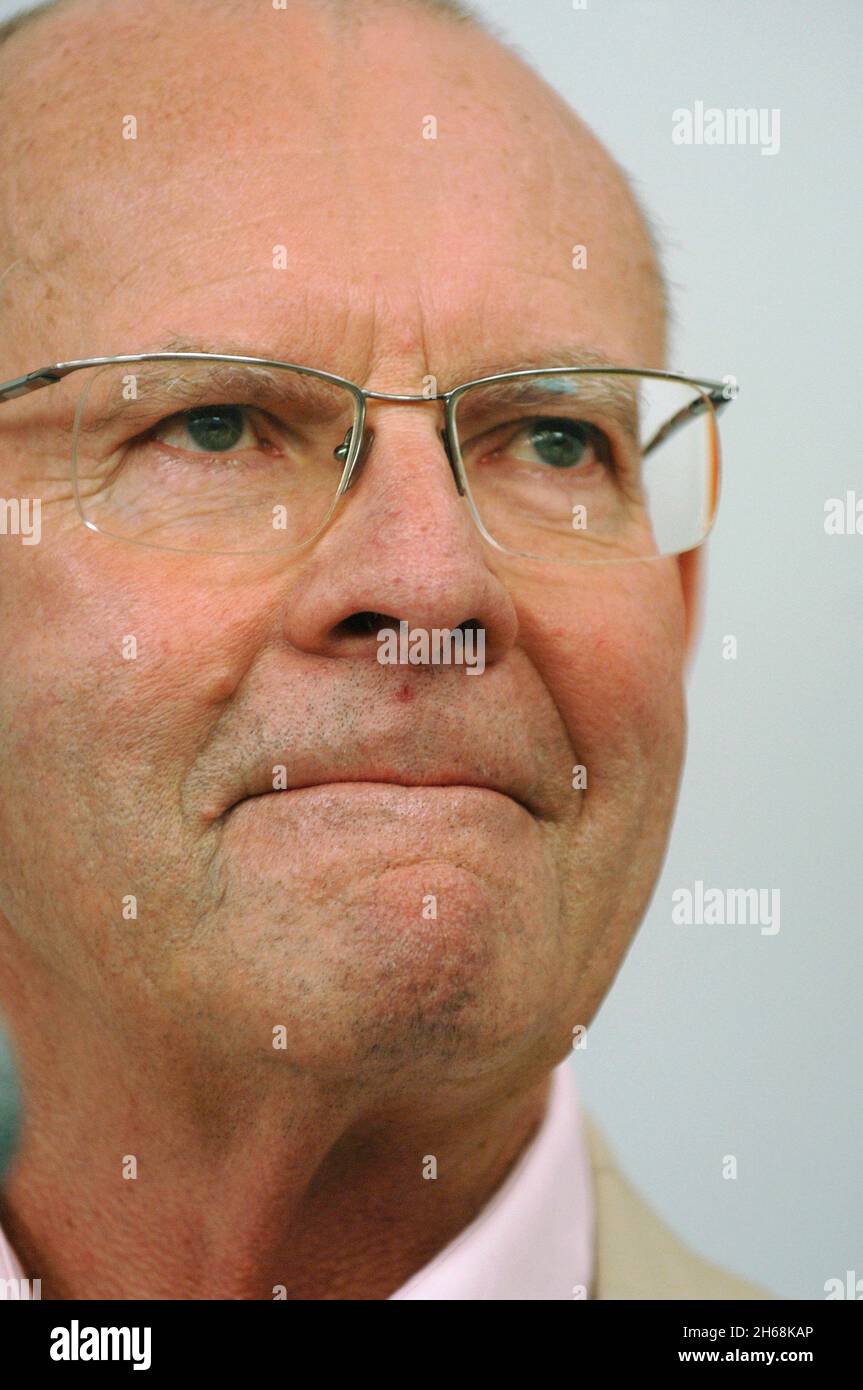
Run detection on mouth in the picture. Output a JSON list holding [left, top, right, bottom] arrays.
[[224, 777, 537, 820]]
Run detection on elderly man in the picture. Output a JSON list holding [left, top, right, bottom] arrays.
[[0, 0, 766, 1300]]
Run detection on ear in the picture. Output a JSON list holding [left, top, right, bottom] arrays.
[[678, 547, 704, 666]]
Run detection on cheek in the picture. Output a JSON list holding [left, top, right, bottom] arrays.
[[516, 559, 688, 771], [517, 564, 688, 1027], [0, 545, 273, 961], [0, 543, 264, 785]]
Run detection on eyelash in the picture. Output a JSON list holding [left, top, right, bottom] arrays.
[[128, 404, 627, 481], [464, 416, 621, 472]]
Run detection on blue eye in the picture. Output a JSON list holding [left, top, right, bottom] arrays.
[[524, 418, 612, 469], [184, 405, 246, 453]]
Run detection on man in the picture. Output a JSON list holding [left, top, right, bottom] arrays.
[[0, 0, 767, 1299]]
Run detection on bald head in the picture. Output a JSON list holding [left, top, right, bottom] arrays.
[[0, 0, 666, 380], [0, 0, 488, 40]]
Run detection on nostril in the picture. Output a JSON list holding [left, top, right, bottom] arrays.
[[336, 611, 399, 638], [336, 613, 483, 642]]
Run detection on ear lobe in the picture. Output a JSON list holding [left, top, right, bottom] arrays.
[[678, 547, 704, 662]]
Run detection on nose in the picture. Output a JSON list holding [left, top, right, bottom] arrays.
[[280, 406, 519, 667], [338, 422, 465, 497]]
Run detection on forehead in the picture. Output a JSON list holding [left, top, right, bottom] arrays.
[[0, 0, 664, 378]]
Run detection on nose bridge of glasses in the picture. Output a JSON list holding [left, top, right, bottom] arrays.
[[362, 388, 447, 403], [337, 390, 463, 496]]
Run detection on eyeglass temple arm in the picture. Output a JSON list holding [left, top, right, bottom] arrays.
[[642, 386, 732, 459], [0, 364, 79, 404]]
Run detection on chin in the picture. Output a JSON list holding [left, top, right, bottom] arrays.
[[180, 864, 563, 1084]]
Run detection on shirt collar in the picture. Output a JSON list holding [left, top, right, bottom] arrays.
[[390, 1059, 593, 1300]]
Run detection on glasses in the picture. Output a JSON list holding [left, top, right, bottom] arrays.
[[0, 352, 734, 564]]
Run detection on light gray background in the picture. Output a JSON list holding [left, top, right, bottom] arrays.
[[1, 0, 860, 1299]]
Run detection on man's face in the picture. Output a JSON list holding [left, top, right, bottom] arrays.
[[0, 0, 688, 1102]]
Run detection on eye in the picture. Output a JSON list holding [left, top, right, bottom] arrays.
[[153, 404, 261, 455], [511, 417, 614, 470]]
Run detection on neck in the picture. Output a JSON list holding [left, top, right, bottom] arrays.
[[0, 969, 552, 1299]]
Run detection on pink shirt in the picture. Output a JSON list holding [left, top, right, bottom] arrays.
[[0, 1060, 592, 1300]]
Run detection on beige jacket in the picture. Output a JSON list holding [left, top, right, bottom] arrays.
[[583, 1118, 772, 1299]]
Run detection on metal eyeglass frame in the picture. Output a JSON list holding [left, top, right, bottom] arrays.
[[0, 352, 734, 563]]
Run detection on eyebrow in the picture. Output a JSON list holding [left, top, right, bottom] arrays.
[[454, 345, 626, 382], [454, 366, 640, 443], [75, 336, 634, 437], [77, 349, 350, 435], [135, 335, 625, 386]]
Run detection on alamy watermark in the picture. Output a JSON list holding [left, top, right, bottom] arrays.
[[672, 880, 780, 936], [0, 1276, 42, 1299], [824, 1271, 863, 1299], [672, 102, 781, 156], [0, 496, 41, 545], [50, 1320, 151, 1371], [377, 620, 486, 675], [824, 490, 862, 535]]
